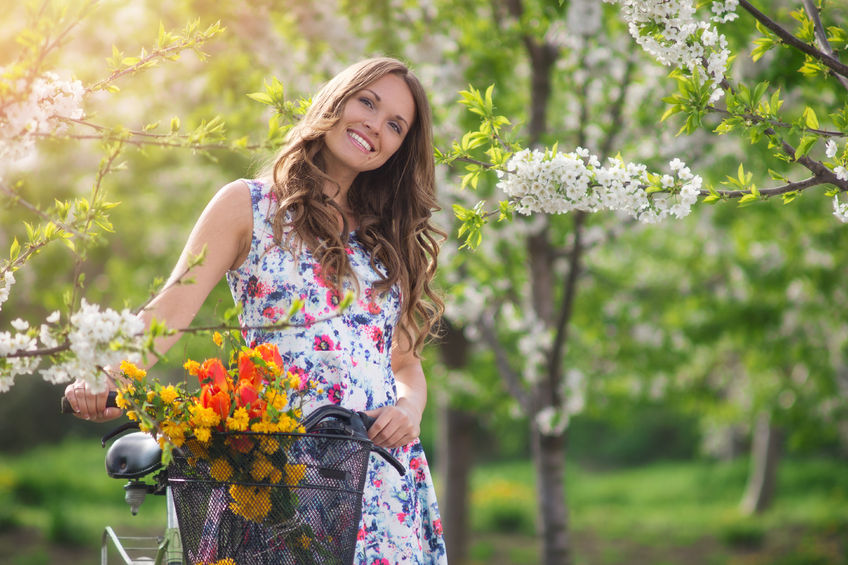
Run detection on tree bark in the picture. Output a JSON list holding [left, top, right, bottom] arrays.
[[740, 410, 783, 515], [438, 403, 476, 564], [531, 426, 570, 565], [437, 321, 474, 564]]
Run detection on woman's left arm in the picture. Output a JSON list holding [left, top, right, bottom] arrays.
[[364, 331, 427, 449]]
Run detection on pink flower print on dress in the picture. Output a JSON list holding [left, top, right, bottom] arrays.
[[396, 512, 408, 525], [327, 383, 343, 405], [371, 560, 390, 565], [326, 288, 341, 310], [433, 519, 443, 536], [262, 306, 286, 321], [363, 326, 384, 353], [313, 334, 339, 351]]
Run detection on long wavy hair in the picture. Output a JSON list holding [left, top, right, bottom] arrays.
[[263, 57, 443, 355]]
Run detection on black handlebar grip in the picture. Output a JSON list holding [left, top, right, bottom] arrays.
[[60, 390, 118, 414]]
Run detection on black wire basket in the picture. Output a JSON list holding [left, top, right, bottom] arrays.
[[168, 431, 371, 565]]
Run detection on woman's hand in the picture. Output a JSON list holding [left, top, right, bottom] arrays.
[[63, 379, 123, 422], [363, 398, 421, 449]]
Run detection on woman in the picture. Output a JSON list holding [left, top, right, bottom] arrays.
[[65, 57, 447, 563]]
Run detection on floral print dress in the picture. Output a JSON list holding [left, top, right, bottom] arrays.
[[226, 179, 447, 564]]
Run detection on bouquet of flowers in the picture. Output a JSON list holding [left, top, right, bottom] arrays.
[[114, 335, 315, 525]]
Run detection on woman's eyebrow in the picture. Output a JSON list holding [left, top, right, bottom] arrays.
[[364, 88, 410, 129]]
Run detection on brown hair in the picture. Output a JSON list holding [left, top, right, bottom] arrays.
[[265, 57, 443, 354]]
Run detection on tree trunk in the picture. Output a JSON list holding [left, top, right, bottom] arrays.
[[740, 411, 783, 515], [438, 403, 476, 564], [437, 320, 474, 564], [531, 425, 570, 565]]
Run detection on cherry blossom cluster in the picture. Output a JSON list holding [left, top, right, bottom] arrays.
[[604, 0, 736, 103], [0, 271, 13, 312], [0, 70, 85, 164], [497, 148, 702, 224], [0, 300, 144, 394], [825, 140, 848, 222]]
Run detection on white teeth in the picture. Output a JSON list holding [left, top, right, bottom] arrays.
[[348, 131, 372, 151]]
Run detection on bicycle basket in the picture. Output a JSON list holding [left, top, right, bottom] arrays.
[[168, 431, 371, 565]]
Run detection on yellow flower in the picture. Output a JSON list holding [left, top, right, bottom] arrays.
[[269, 467, 283, 484], [284, 463, 306, 486], [194, 427, 211, 443], [228, 484, 271, 522], [190, 404, 221, 428], [226, 407, 249, 432], [299, 534, 311, 549], [210, 458, 233, 482], [250, 454, 277, 482], [146, 390, 156, 403], [120, 360, 146, 380], [259, 436, 279, 454], [270, 391, 287, 411], [161, 421, 187, 447], [159, 385, 179, 405], [183, 359, 201, 375], [126, 410, 138, 421], [212, 331, 223, 347], [115, 391, 130, 410]]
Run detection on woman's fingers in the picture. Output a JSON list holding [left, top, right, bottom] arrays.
[[363, 404, 420, 449], [63, 380, 121, 422]]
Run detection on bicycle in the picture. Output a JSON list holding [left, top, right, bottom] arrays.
[[61, 394, 405, 565]]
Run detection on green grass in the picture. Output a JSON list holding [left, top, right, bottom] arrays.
[[2, 438, 847, 564], [0, 436, 165, 550], [468, 457, 848, 565]]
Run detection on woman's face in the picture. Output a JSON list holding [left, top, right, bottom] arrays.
[[322, 73, 416, 182]]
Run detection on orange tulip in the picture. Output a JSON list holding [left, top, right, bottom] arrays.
[[255, 343, 284, 373], [201, 384, 231, 422], [237, 352, 261, 387], [198, 358, 230, 390]]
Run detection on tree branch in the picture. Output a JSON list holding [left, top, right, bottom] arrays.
[[738, 0, 848, 78], [702, 175, 830, 199], [548, 211, 586, 392], [479, 313, 531, 413], [802, 0, 848, 92], [0, 183, 85, 238]]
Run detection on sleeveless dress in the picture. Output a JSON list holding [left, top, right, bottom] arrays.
[[226, 179, 448, 564]]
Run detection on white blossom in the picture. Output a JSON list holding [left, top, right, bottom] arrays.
[[826, 139, 838, 159], [0, 70, 85, 164], [835, 166, 848, 182], [497, 148, 702, 223], [833, 194, 848, 223], [0, 271, 14, 312], [536, 406, 569, 436], [603, 0, 734, 102]]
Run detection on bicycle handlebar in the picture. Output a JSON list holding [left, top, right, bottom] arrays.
[[60, 390, 118, 414], [59, 393, 406, 475]]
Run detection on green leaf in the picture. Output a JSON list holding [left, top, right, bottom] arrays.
[[803, 106, 820, 130], [794, 135, 817, 159], [739, 193, 758, 204], [247, 92, 274, 105]]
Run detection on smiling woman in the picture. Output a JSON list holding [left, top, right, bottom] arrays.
[[64, 57, 447, 565]]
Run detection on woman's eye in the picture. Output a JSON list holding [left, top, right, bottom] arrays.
[[359, 97, 374, 108], [390, 122, 402, 134]]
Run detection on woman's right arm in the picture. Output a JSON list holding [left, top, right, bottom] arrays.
[[63, 179, 254, 421]]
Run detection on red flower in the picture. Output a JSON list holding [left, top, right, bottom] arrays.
[[254, 343, 284, 370], [237, 352, 261, 387], [198, 358, 230, 390], [200, 384, 231, 422]]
